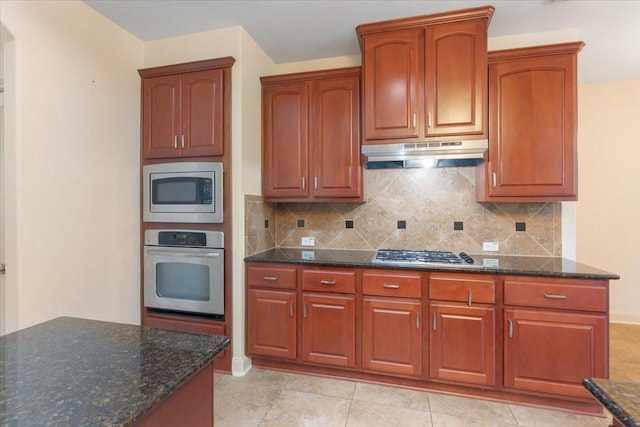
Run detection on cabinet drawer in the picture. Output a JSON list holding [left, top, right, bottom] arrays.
[[247, 264, 297, 289], [302, 269, 356, 294], [429, 273, 495, 304], [504, 277, 607, 312], [362, 270, 421, 298]]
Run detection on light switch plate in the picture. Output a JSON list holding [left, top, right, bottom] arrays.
[[483, 241, 499, 251], [301, 237, 315, 246]]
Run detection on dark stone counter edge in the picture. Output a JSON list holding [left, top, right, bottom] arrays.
[[583, 378, 639, 427], [243, 256, 620, 281]]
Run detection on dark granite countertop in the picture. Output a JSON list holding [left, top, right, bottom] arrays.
[[244, 247, 620, 280], [0, 317, 229, 426], [584, 378, 639, 427]]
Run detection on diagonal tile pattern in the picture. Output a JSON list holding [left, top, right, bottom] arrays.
[[215, 323, 640, 426]]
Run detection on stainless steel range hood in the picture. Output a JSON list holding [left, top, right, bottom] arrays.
[[362, 139, 488, 169]]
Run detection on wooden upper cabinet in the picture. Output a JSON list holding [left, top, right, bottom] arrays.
[[476, 42, 584, 201], [357, 6, 493, 145], [261, 67, 363, 202], [139, 57, 234, 159]]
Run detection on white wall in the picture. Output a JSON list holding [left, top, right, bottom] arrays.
[[0, 1, 143, 333], [577, 80, 640, 323]]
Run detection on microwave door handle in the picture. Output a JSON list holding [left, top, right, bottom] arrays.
[[146, 250, 220, 258]]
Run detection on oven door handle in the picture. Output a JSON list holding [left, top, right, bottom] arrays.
[[146, 249, 221, 258]]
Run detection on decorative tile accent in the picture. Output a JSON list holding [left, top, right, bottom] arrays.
[[345, 220, 354, 229], [244, 195, 275, 256], [516, 222, 526, 232], [244, 168, 563, 256], [397, 220, 407, 229]]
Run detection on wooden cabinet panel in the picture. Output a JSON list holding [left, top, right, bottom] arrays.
[[362, 269, 422, 298], [142, 75, 182, 159], [262, 82, 309, 198], [262, 68, 363, 202], [247, 264, 297, 290], [302, 293, 356, 368], [504, 277, 608, 312], [477, 42, 584, 201], [425, 19, 487, 137], [248, 289, 297, 359], [362, 29, 422, 141], [302, 268, 356, 294], [504, 309, 607, 398], [362, 297, 422, 377], [429, 303, 495, 386], [429, 273, 495, 304]]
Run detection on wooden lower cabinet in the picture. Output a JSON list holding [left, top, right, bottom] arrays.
[[429, 303, 496, 386], [248, 289, 297, 359], [302, 293, 356, 368], [362, 297, 422, 377], [504, 308, 607, 398]]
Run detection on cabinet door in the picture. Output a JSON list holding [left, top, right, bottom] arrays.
[[248, 289, 297, 359], [425, 19, 487, 137], [262, 82, 309, 198], [430, 303, 495, 386], [181, 69, 224, 157], [487, 53, 577, 199], [504, 309, 607, 398], [310, 75, 362, 199], [362, 29, 421, 141], [302, 293, 356, 368], [362, 297, 422, 377], [142, 75, 182, 159]]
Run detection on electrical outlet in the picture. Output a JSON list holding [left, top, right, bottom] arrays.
[[483, 241, 499, 251], [301, 237, 315, 247]]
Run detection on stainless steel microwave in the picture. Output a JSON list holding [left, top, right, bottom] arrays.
[[143, 162, 223, 223]]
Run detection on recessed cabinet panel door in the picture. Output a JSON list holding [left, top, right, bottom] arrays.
[[182, 69, 224, 157], [302, 293, 356, 368], [248, 289, 297, 359], [142, 75, 181, 159], [489, 54, 576, 198], [262, 83, 309, 198], [425, 20, 487, 137], [504, 309, 607, 398], [429, 303, 495, 386], [362, 29, 421, 141], [310, 75, 362, 198], [362, 297, 422, 377]]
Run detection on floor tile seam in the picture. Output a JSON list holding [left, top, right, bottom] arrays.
[[257, 387, 287, 427], [343, 395, 355, 427], [349, 396, 432, 414], [279, 387, 354, 403]]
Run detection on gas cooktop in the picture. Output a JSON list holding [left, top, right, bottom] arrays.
[[373, 249, 475, 267]]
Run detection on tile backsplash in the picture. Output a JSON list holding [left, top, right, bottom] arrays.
[[245, 167, 561, 257]]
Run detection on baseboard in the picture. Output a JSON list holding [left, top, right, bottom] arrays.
[[231, 355, 252, 376], [610, 311, 640, 325]]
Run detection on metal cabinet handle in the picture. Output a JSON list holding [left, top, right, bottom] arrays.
[[181, 134, 185, 149], [383, 283, 400, 289], [467, 289, 473, 306], [492, 172, 497, 188], [508, 319, 514, 338], [289, 301, 294, 317], [428, 112, 432, 128], [314, 177, 318, 190], [544, 293, 567, 300], [263, 276, 278, 282], [303, 303, 307, 318], [320, 280, 336, 285], [416, 313, 420, 330], [302, 177, 306, 190], [413, 113, 417, 129], [432, 313, 437, 331], [173, 135, 178, 149]]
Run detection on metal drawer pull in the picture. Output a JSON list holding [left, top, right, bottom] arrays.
[[181, 134, 186, 148], [416, 313, 420, 330], [467, 289, 473, 306], [303, 303, 307, 318], [383, 283, 400, 289], [508, 319, 514, 338], [432, 313, 437, 331], [263, 276, 278, 281], [492, 172, 497, 188], [289, 301, 294, 317], [544, 293, 567, 300], [320, 280, 336, 285], [173, 135, 178, 149]]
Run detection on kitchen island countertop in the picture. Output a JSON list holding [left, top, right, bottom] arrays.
[[583, 378, 639, 427], [0, 316, 229, 426], [244, 247, 619, 280]]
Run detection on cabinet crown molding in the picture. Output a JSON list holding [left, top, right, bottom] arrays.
[[488, 42, 585, 62], [138, 56, 236, 78]]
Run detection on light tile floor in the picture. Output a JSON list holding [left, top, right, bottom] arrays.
[[214, 323, 640, 426]]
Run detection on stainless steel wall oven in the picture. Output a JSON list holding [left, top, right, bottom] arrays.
[[144, 230, 224, 317]]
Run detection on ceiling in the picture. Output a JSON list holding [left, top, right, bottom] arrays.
[[83, 0, 640, 83]]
